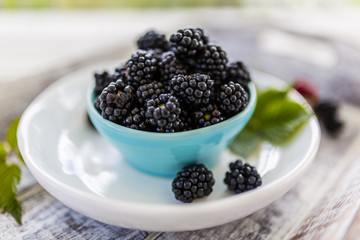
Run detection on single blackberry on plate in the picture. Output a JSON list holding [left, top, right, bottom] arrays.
[[172, 164, 215, 203], [227, 61, 251, 87], [94, 71, 117, 96], [159, 51, 187, 82], [137, 30, 170, 51], [146, 94, 181, 132], [217, 81, 248, 114], [193, 104, 225, 128], [136, 81, 166, 106], [125, 50, 159, 87], [99, 80, 134, 122], [168, 73, 214, 106], [195, 45, 228, 84], [123, 107, 149, 131], [169, 28, 209, 58], [224, 160, 262, 194]]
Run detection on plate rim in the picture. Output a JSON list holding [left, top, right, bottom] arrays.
[[17, 66, 321, 230]]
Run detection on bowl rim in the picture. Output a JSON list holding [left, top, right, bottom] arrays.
[[87, 81, 257, 138]]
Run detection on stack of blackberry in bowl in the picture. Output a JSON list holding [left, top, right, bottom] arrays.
[[87, 28, 257, 177]]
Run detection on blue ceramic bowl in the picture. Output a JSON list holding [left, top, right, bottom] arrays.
[[87, 82, 257, 178]]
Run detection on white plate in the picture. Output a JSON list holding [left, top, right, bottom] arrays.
[[18, 65, 320, 232]]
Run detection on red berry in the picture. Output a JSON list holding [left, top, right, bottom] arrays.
[[294, 77, 319, 102]]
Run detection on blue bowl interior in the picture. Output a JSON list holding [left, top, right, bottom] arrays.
[[87, 82, 257, 177]]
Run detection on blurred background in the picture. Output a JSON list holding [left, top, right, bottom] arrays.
[[1, 0, 360, 134]]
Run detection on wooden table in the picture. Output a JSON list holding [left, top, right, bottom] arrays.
[[1, 8, 360, 239]]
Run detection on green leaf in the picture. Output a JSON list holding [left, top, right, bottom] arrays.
[[0, 142, 6, 165], [255, 88, 290, 111], [6, 118, 20, 150], [229, 87, 312, 158], [0, 162, 22, 224], [229, 128, 263, 158], [251, 99, 311, 145]]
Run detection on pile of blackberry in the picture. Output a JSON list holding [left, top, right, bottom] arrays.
[[93, 28, 251, 132]]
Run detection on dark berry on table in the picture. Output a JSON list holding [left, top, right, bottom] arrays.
[[193, 104, 225, 128], [99, 80, 134, 123], [94, 71, 117, 96], [224, 160, 262, 193], [136, 81, 166, 106], [217, 81, 248, 114], [315, 101, 344, 135], [169, 28, 209, 58], [145, 94, 181, 132], [124, 50, 159, 87], [168, 73, 214, 106], [137, 30, 170, 51], [159, 51, 187, 82], [195, 45, 228, 85], [123, 107, 149, 131], [227, 61, 251, 88], [172, 164, 215, 203]]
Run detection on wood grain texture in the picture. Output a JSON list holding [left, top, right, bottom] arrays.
[[0, 190, 150, 240]]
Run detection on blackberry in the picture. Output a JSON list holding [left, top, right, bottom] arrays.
[[99, 80, 134, 122], [123, 107, 149, 131], [94, 71, 116, 96], [172, 164, 215, 203], [125, 50, 159, 87], [315, 101, 343, 135], [136, 81, 166, 106], [159, 51, 187, 82], [168, 74, 214, 106], [227, 61, 251, 87], [179, 109, 194, 131], [193, 104, 225, 128], [217, 81, 248, 114], [146, 94, 181, 132], [137, 30, 170, 51], [224, 160, 262, 193], [169, 28, 209, 58], [94, 95, 101, 112], [195, 45, 228, 84]]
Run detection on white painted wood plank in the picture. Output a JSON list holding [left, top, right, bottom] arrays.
[[0, 190, 150, 240]]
